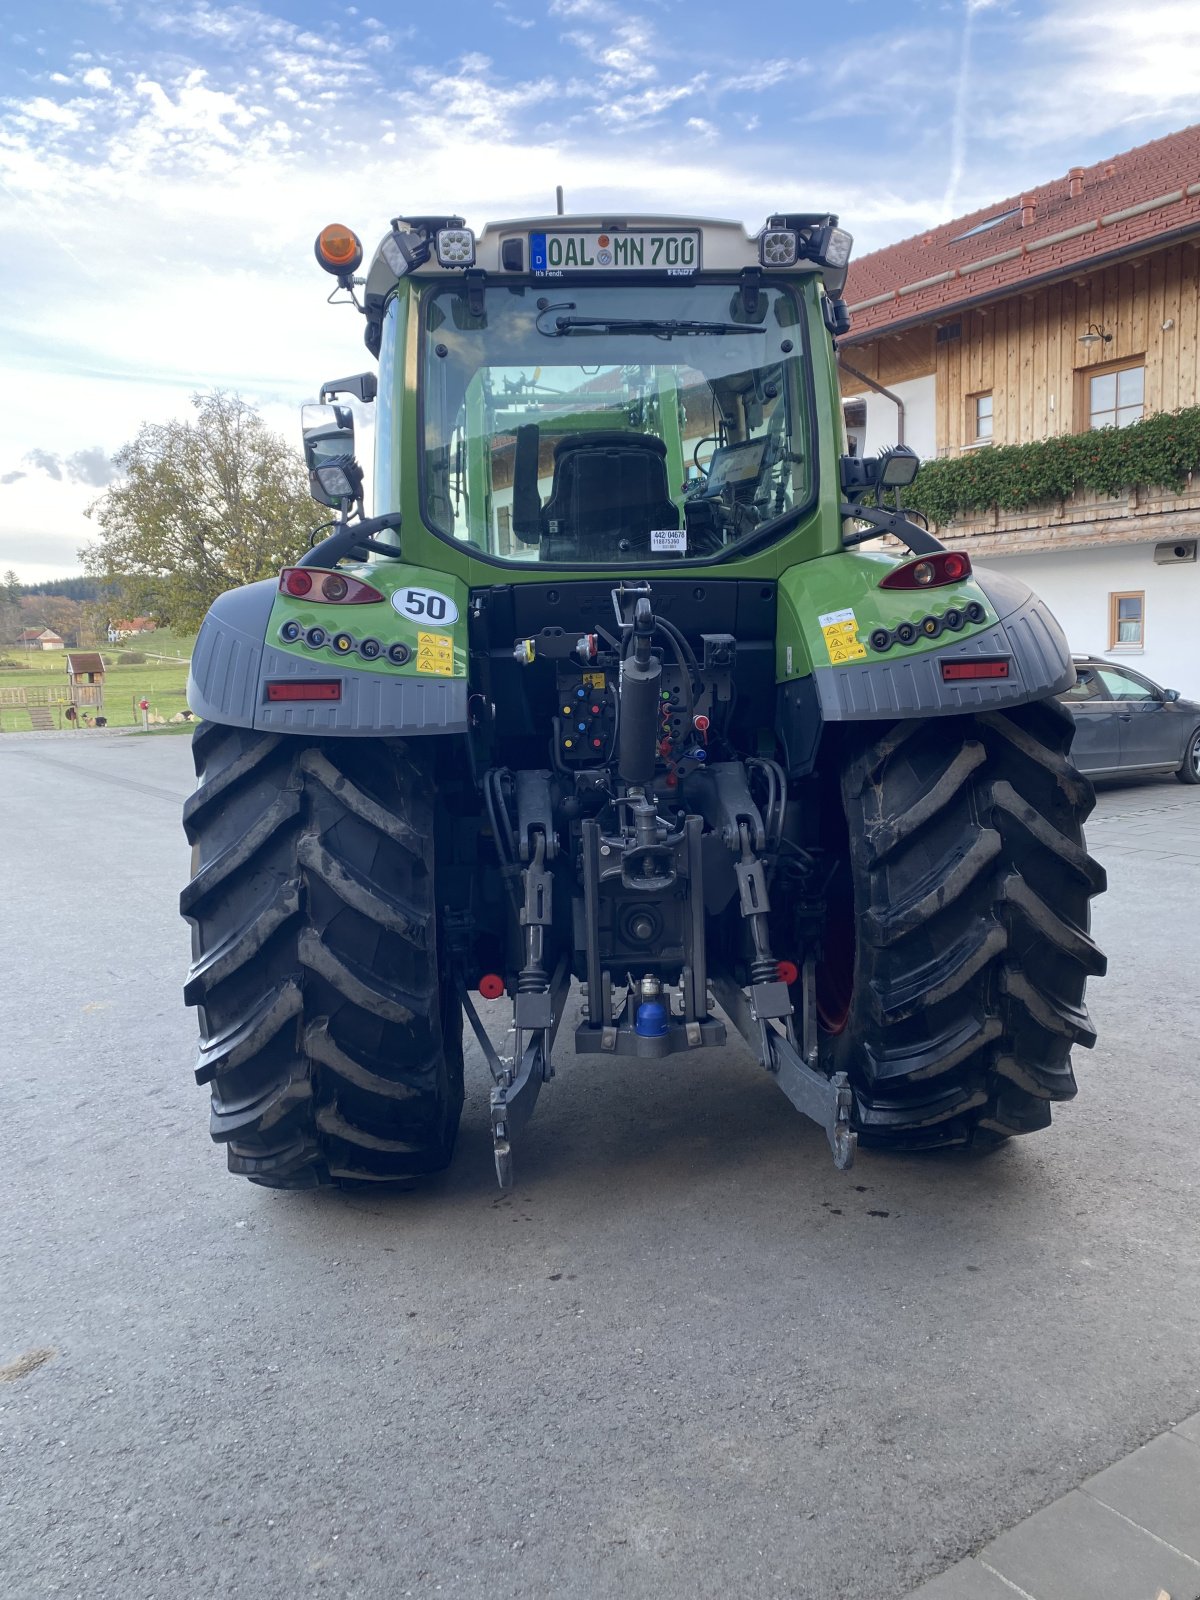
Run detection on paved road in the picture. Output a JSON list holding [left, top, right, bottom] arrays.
[[1, 734, 1198, 1600]]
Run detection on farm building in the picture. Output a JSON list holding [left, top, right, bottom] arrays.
[[840, 121, 1200, 695], [17, 628, 64, 651], [107, 617, 156, 643]]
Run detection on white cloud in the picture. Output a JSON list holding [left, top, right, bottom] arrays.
[[1, 0, 1194, 580], [987, 0, 1200, 144]]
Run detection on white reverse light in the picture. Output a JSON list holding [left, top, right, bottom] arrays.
[[760, 228, 798, 267], [821, 227, 854, 270], [436, 227, 476, 267]]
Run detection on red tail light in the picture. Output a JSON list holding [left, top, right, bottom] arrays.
[[879, 551, 972, 590], [941, 660, 1009, 682], [266, 680, 343, 701], [279, 568, 384, 604]]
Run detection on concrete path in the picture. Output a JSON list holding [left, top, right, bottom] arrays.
[[1, 737, 1197, 1600], [909, 1413, 1200, 1597]]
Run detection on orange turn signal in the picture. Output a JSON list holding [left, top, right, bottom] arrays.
[[314, 224, 363, 277]]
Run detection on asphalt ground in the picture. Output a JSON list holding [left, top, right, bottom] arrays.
[[1, 733, 1198, 1600]]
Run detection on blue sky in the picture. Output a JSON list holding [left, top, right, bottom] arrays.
[[1, 0, 1197, 580]]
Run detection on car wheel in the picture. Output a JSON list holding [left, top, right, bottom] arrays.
[[1176, 727, 1200, 786]]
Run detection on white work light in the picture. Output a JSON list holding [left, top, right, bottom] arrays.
[[436, 227, 476, 267], [760, 228, 798, 267]]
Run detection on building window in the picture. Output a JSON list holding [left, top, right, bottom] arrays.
[[1108, 591, 1144, 650], [971, 392, 993, 442], [1090, 364, 1144, 430]]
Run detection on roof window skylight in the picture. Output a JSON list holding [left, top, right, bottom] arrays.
[[950, 207, 1022, 242]]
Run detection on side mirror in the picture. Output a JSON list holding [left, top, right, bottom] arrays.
[[1163, 688, 1181, 702], [301, 402, 361, 508]]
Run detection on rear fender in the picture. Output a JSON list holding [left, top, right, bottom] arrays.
[[187, 570, 470, 735], [778, 554, 1074, 721]]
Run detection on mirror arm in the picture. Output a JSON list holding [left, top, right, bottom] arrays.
[[840, 502, 945, 555], [297, 511, 403, 569]]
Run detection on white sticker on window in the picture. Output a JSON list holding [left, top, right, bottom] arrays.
[[651, 529, 687, 553]]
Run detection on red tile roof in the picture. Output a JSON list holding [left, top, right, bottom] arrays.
[[843, 124, 1200, 341]]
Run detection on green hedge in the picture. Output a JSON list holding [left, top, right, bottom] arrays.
[[905, 405, 1200, 526]]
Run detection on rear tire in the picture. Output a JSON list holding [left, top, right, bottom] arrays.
[[1175, 727, 1200, 784], [180, 724, 464, 1188], [824, 699, 1106, 1149]]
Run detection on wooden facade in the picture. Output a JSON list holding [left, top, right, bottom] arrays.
[[840, 239, 1200, 460]]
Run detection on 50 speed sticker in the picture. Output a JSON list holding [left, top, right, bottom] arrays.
[[817, 607, 867, 665], [392, 586, 459, 625]]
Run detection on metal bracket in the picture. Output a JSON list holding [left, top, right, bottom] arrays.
[[839, 501, 944, 555], [769, 1033, 856, 1170], [486, 956, 570, 1190], [712, 974, 856, 1170]]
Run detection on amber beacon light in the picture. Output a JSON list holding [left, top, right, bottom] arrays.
[[314, 224, 363, 278]]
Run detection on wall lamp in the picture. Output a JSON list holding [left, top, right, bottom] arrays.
[[1078, 322, 1112, 348]]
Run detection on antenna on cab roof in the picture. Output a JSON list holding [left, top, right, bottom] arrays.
[[556, 185, 564, 216]]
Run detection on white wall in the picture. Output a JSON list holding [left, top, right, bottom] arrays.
[[843, 374, 936, 461], [981, 542, 1200, 697]]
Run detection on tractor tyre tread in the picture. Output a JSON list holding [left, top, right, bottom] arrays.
[[832, 698, 1106, 1150], [181, 724, 463, 1187]]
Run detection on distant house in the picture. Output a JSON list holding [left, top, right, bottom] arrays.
[[840, 121, 1200, 694], [107, 617, 156, 643], [17, 628, 64, 651], [65, 651, 106, 708]]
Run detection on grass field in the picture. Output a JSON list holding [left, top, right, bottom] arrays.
[[0, 633, 197, 733]]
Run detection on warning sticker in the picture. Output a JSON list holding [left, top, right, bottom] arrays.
[[582, 671, 606, 691], [817, 607, 868, 665], [415, 631, 455, 676]]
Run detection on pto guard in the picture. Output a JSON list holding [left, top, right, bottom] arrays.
[[187, 577, 469, 735]]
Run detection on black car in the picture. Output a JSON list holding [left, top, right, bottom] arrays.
[[1060, 657, 1200, 783]]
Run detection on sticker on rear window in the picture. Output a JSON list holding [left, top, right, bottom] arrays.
[[651, 529, 686, 553]]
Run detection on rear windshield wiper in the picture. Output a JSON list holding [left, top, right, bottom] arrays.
[[537, 313, 766, 339]]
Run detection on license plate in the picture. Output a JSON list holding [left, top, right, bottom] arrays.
[[529, 230, 700, 275]]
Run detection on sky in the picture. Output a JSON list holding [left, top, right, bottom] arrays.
[[1, 0, 1198, 582]]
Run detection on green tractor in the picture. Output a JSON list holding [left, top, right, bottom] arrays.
[[181, 209, 1105, 1190]]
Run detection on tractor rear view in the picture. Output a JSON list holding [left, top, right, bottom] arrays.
[[181, 208, 1105, 1190]]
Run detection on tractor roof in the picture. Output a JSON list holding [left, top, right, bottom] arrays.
[[360, 211, 846, 306]]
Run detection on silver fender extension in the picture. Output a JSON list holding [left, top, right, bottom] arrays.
[[187, 580, 468, 736], [811, 569, 1075, 723]]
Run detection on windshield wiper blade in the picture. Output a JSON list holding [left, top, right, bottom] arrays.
[[542, 315, 766, 338]]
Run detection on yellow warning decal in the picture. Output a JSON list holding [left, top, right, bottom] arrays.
[[415, 631, 454, 676], [818, 607, 867, 665], [582, 670, 606, 690]]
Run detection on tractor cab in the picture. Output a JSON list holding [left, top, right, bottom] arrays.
[[313, 212, 854, 570]]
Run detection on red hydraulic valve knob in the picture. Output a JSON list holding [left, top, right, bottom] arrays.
[[693, 713, 710, 744]]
